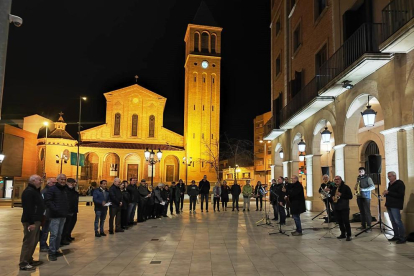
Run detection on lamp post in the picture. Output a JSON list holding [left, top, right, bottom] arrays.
[[361, 95, 377, 127], [182, 156, 192, 185], [76, 96, 87, 188], [144, 148, 162, 187], [56, 153, 68, 174], [43, 121, 49, 179]]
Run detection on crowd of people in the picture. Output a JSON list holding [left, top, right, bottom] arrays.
[[18, 170, 407, 271]]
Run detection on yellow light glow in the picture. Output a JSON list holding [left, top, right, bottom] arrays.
[[43, 121, 49, 126]]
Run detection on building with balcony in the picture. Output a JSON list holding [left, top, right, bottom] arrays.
[[266, 0, 414, 231], [253, 112, 273, 184]]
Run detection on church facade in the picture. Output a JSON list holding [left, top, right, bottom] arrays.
[[35, 5, 222, 189]]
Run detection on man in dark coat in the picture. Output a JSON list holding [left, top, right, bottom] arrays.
[[169, 182, 181, 215], [108, 178, 123, 234], [126, 178, 138, 226], [199, 175, 210, 212], [231, 180, 241, 211], [137, 179, 150, 222], [19, 175, 45, 271], [177, 179, 186, 212], [44, 174, 69, 261], [61, 178, 79, 244], [383, 171, 406, 244], [269, 179, 278, 219], [275, 177, 287, 225], [331, 176, 353, 241], [283, 175, 306, 236], [188, 180, 199, 213], [39, 177, 56, 252]]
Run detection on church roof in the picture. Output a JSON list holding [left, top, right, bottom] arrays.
[[193, 1, 218, 27], [38, 127, 75, 140], [80, 141, 184, 151]]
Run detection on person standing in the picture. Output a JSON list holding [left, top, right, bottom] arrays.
[[93, 180, 109, 237], [86, 182, 96, 206], [269, 179, 278, 220], [108, 178, 123, 234], [275, 177, 287, 225], [169, 182, 181, 215], [44, 174, 69, 261], [188, 180, 199, 213], [199, 175, 210, 212], [242, 180, 252, 212], [120, 181, 130, 230], [284, 177, 291, 217], [137, 179, 149, 222], [355, 167, 375, 232], [213, 182, 221, 212], [383, 171, 406, 244], [39, 177, 56, 252], [154, 183, 164, 218], [177, 179, 186, 212], [126, 178, 138, 226], [161, 184, 170, 217], [19, 175, 45, 271], [221, 180, 230, 211], [61, 178, 79, 245], [283, 175, 306, 236], [231, 180, 241, 211], [254, 181, 263, 211], [319, 174, 335, 221], [330, 176, 353, 241]]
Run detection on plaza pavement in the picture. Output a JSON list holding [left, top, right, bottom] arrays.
[[1, 204, 414, 276]]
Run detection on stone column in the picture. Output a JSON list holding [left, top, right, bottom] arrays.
[[270, 165, 275, 181], [343, 144, 360, 185], [305, 155, 314, 197], [333, 144, 346, 180], [282, 161, 289, 178], [291, 161, 299, 178], [311, 154, 324, 211]]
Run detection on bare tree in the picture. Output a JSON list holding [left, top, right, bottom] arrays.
[[199, 138, 220, 182]]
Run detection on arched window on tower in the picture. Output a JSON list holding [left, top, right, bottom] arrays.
[[211, 34, 216, 54], [149, 115, 155, 138], [201, 32, 209, 52], [114, 113, 121, 136], [132, 114, 138, 137], [194, 32, 200, 52]]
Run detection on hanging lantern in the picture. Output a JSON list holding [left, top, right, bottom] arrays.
[[321, 127, 332, 143], [361, 96, 377, 127], [299, 152, 305, 162], [279, 149, 284, 159], [298, 139, 306, 152]]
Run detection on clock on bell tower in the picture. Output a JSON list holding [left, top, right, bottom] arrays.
[[184, 2, 222, 179]]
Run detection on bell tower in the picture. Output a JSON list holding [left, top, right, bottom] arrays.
[[184, 2, 222, 180]]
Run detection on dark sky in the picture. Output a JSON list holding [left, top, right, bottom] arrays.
[[4, 0, 270, 141]]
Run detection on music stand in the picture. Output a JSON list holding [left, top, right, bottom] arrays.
[[269, 190, 289, 236], [355, 184, 393, 240], [320, 199, 336, 239], [257, 187, 273, 227]]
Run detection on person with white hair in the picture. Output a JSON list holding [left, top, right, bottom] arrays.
[[154, 183, 164, 218], [19, 175, 45, 271], [383, 171, 406, 244]]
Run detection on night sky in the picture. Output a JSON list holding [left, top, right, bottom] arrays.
[[4, 0, 270, 141]]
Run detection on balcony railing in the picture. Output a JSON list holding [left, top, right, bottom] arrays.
[[382, 0, 414, 43], [279, 23, 382, 125]]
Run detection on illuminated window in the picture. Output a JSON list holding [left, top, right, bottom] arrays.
[[149, 115, 155, 137], [194, 33, 200, 52], [131, 114, 138, 136], [114, 113, 121, 136]]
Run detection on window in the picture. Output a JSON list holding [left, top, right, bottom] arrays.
[[202, 133, 204, 139], [314, 0, 327, 20], [293, 23, 301, 52], [227, 173, 233, 179], [114, 113, 121, 136], [275, 17, 281, 37], [276, 54, 281, 77], [149, 115, 155, 137], [132, 114, 138, 136], [201, 32, 209, 52], [315, 44, 328, 75], [211, 34, 216, 53], [194, 33, 200, 52], [242, 173, 250, 179]]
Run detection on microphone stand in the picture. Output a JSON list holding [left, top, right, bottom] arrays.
[[256, 186, 273, 227], [269, 189, 289, 236]]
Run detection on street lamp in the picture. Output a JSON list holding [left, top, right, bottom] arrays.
[[298, 138, 306, 152], [321, 127, 331, 143], [182, 156, 193, 185], [279, 148, 284, 159], [56, 153, 68, 174], [361, 95, 377, 127], [76, 96, 87, 188], [43, 121, 49, 179], [144, 148, 162, 187]]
